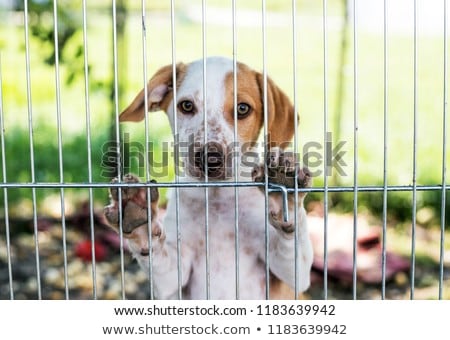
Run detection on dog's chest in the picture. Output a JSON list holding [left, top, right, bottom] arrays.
[[173, 187, 267, 299], [176, 186, 265, 236]]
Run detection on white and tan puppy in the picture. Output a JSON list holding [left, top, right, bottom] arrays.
[[104, 57, 313, 299]]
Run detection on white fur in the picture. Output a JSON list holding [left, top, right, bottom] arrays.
[[128, 57, 313, 299]]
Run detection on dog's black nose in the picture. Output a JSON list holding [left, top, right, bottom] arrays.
[[194, 142, 225, 178]]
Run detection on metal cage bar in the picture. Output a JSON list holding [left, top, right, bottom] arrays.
[[201, 0, 211, 300], [322, 0, 329, 300], [291, 0, 300, 299], [111, 0, 126, 300], [352, 0, 359, 300], [2, 0, 449, 301], [52, 0, 70, 300], [232, 0, 240, 300], [439, 0, 448, 300], [169, 0, 183, 300], [140, 0, 155, 299], [81, 0, 98, 299], [0, 182, 446, 192], [23, 0, 42, 300], [410, 0, 419, 300], [0, 55, 14, 300], [381, 0, 389, 300], [261, 0, 271, 300]]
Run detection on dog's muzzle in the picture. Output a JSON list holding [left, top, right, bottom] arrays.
[[193, 142, 227, 179]]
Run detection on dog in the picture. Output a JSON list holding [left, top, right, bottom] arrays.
[[104, 56, 313, 299]]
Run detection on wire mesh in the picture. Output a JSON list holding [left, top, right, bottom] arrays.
[[0, 0, 448, 301]]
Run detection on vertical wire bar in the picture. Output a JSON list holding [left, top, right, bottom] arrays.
[[262, 0, 270, 300], [24, 0, 42, 300], [381, 0, 388, 300], [0, 54, 14, 299], [112, 0, 126, 300], [201, 0, 210, 300], [52, 0, 70, 300], [140, 0, 155, 300], [81, 0, 97, 299], [322, 0, 329, 300], [291, 0, 300, 298], [352, 0, 359, 300], [410, 0, 418, 300], [170, 0, 182, 299], [232, 0, 240, 299], [439, 0, 448, 300]]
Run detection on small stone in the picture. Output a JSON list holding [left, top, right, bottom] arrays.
[[96, 262, 113, 275], [0, 239, 9, 261], [104, 281, 123, 300], [25, 278, 38, 293], [67, 258, 85, 277], [124, 279, 138, 296], [134, 270, 149, 284], [66, 229, 82, 243], [70, 274, 94, 292], [394, 272, 409, 286], [49, 227, 63, 239], [45, 268, 62, 285], [37, 231, 53, 247], [14, 262, 38, 281], [16, 234, 36, 249], [46, 253, 64, 266], [49, 291, 65, 300], [15, 292, 28, 300], [103, 289, 119, 300]]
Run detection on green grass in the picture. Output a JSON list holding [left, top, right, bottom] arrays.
[[0, 0, 449, 223]]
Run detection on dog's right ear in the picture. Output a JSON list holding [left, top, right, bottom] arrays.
[[119, 63, 186, 122]]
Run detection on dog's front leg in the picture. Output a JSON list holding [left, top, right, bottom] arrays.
[[140, 237, 195, 300], [104, 174, 194, 299], [266, 205, 313, 294], [253, 148, 314, 294]]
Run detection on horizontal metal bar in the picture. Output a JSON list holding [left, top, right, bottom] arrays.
[[0, 182, 447, 192]]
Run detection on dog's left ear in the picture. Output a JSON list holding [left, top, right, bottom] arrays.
[[256, 73, 296, 148], [119, 63, 186, 122]]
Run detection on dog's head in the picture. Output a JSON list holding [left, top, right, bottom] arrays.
[[119, 57, 296, 180]]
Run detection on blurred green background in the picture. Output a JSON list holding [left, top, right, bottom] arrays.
[[0, 0, 448, 223], [0, 0, 449, 298]]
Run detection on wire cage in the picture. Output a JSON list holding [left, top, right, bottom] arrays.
[[0, 0, 448, 300]]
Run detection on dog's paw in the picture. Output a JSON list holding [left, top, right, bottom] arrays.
[[252, 147, 312, 193], [104, 173, 162, 239], [252, 147, 312, 234]]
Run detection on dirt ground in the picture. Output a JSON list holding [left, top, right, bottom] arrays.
[[0, 210, 448, 300]]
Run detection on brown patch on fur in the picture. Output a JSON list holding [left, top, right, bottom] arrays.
[[223, 63, 264, 144], [269, 273, 302, 300], [119, 63, 187, 122], [255, 73, 296, 148], [223, 63, 296, 148]]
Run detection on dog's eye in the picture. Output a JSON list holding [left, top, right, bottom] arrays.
[[178, 100, 195, 114], [236, 103, 251, 119]]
